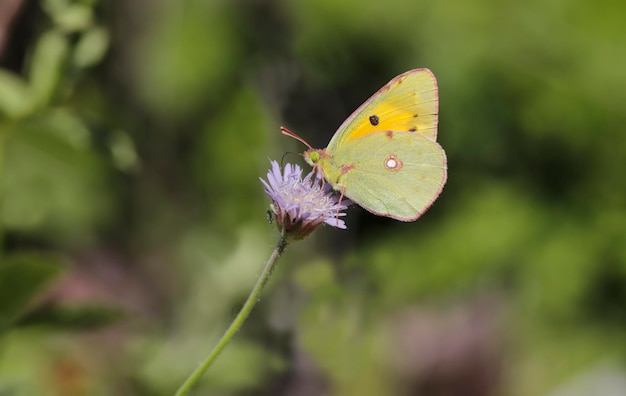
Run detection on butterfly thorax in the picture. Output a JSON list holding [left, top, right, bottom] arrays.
[[304, 148, 344, 188]]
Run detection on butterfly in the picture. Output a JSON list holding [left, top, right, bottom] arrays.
[[282, 69, 447, 221]]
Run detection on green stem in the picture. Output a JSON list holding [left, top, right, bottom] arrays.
[[174, 233, 289, 396]]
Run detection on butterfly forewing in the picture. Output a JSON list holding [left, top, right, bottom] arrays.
[[326, 69, 439, 154]]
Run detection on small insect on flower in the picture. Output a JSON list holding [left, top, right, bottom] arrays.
[[261, 160, 351, 240]]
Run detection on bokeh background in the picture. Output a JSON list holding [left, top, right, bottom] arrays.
[[1, 0, 625, 395]]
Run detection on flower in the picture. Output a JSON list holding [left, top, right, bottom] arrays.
[[261, 160, 350, 239]]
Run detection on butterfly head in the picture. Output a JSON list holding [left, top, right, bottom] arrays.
[[303, 149, 320, 166], [280, 126, 331, 175]]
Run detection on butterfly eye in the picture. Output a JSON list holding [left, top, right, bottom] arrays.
[[309, 151, 321, 163], [369, 115, 379, 126]]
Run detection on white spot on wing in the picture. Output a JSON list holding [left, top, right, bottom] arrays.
[[384, 154, 403, 171]]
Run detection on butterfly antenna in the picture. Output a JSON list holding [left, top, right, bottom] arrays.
[[281, 126, 312, 150], [280, 151, 300, 167]]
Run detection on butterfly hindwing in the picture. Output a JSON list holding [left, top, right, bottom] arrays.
[[332, 131, 447, 221]]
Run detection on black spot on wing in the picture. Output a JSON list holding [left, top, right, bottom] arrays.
[[408, 127, 417, 132], [369, 115, 379, 126]]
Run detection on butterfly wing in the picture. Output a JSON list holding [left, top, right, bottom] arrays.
[[326, 69, 439, 153], [332, 131, 447, 221]]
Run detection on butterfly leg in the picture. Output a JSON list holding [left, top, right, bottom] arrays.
[[316, 165, 326, 187], [335, 186, 347, 220]]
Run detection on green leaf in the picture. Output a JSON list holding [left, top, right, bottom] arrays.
[[1, 112, 115, 242], [52, 5, 94, 33], [0, 70, 35, 119], [72, 26, 109, 69], [43, 0, 94, 33], [27, 30, 69, 108], [0, 253, 63, 332], [18, 303, 123, 330]]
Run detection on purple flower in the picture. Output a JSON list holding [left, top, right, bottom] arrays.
[[261, 160, 350, 240]]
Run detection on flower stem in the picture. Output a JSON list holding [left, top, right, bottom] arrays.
[[174, 233, 289, 396]]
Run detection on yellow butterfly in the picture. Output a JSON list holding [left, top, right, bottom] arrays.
[[282, 69, 447, 221]]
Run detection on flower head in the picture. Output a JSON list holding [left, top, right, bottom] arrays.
[[261, 160, 350, 240]]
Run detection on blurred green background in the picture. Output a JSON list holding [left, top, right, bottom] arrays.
[[1, 0, 625, 395]]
